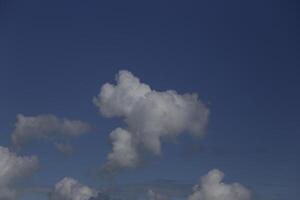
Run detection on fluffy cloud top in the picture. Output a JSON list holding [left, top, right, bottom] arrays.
[[0, 146, 39, 187], [12, 114, 91, 148], [49, 177, 97, 200], [0, 146, 39, 200], [93, 70, 209, 170], [188, 169, 251, 200]]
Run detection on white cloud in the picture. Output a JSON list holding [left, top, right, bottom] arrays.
[[0, 146, 39, 187], [93, 70, 209, 170], [12, 114, 91, 148], [49, 177, 97, 200], [0, 146, 39, 200], [188, 169, 251, 200], [106, 128, 139, 169]]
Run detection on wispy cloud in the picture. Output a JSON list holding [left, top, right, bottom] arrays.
[[11, 114, 91, 151]]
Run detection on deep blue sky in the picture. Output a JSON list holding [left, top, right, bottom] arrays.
[[0, 0, 299, 199]]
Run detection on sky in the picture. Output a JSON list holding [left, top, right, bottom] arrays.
[[0, 0, 300, 200]]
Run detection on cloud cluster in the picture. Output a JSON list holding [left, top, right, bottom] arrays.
[[0, 146, 39, 200], [188, 169, 251, 200], [49, 177, 97, 200], [0, 69, 255, 200], [11, 114, 91, 151], [93, 70, 209, 170], [47, 169, 251, 200]]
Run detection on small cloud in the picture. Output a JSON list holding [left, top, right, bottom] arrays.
[[49, 177, 98, 200], [188, 169, 251, 200], [11, 114, 91, 151], [0, 146, 39, 200]]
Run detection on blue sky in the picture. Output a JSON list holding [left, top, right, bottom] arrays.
[[0, 0, 299, 200]]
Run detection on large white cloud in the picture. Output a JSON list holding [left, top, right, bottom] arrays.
[[188, 169, 251, 200], [93, 70, 209, 170], [11, 114, 91, 151], [0, 146, 39, 200], [49, 177, 97, 200]]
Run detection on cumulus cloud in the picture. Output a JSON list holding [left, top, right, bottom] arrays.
[[188, 169, 251, 200], [106, 128, 139, 169], [49, 177, 97, 200], [11, 114, 91, 148], [0, 146, 39, 200], [93, 70, 209, 170]]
